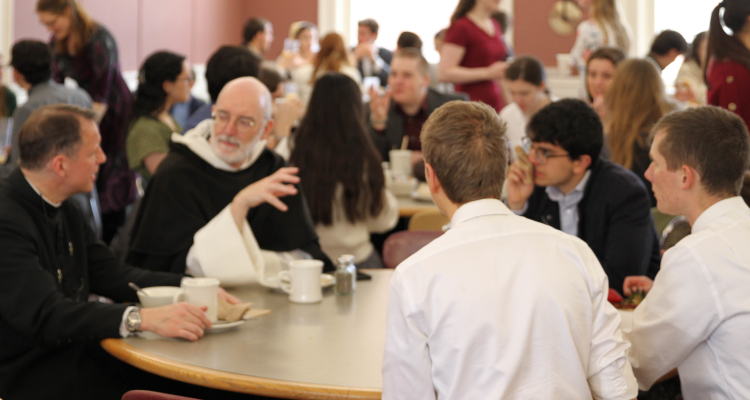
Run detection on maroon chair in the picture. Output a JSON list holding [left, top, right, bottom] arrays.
[[382, 230, 444, 269], [122, 390, 201, 400]]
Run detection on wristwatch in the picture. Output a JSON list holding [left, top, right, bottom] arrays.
[[126, 307, 142, 333]]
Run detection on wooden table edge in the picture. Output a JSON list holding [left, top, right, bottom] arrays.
[[101, 338, 382, 399], [398, 205, 437, 217]]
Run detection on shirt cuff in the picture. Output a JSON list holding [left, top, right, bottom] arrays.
[[506, 200, 528, 215], [119, 306, 139, 338]]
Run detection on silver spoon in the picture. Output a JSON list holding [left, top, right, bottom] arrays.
[[128, 282, 147, 297]]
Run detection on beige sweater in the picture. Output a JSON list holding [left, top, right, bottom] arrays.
[[316, 185, 399, 263]]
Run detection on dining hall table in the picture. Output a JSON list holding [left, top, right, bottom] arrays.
[[102, 269, 394, 399]]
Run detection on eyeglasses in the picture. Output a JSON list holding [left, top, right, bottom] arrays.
[[211, 111, 258, 135], [522, 137, 570, 166]]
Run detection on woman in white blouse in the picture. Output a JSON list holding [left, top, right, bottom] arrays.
[[499, 56, 552, 151], [289, 73, 398, 268], [291, 32, 362, 106]]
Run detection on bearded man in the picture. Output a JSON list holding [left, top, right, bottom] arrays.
[[127, 77, 332, 284]]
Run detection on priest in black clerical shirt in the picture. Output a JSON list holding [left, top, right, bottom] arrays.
[[0, 105, 228, 400], [127, 77, 333, 283]]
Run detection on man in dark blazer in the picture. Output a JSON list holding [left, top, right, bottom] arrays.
[[506, 99, 660, 295], [354, 18, 392, 87], [0, 105, 225, 400], [367, 48, 466, 165]]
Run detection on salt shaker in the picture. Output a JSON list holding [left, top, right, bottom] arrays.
[[334, 254, 357, 295]]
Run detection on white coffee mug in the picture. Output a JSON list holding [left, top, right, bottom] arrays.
[[389, 149, 413, 179], [173, 277, 220, 321], [137, 286, 181, 308], [277, 260, 323, 303]]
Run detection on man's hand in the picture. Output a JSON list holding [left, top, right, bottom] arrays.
[[623, 275, 654, 296], [354, 42, 374, 62], [506, 161, 535, 211], [139, 303, 212, 341], [218, 287, 241, 305], [486, 61, 508, 80], [230, 167, 300, 230], [369, 86, 392, 131]]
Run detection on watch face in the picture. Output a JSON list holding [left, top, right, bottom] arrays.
[[127, 309, 141, 332]]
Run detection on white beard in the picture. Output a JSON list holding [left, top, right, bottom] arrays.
[[210, 133, 261, 166]]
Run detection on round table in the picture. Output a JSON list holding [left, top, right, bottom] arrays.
[[396, 195, 436, 217], [102, 269, 394, 399]]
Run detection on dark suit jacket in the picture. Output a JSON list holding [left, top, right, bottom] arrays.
[[522, 159, 661, 295], [0, 168, 181, 399], [356, 47, 393, 87], [368, 88, 466, 161]]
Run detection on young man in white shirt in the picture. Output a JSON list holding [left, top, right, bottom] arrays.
[[623, 106, 750, 400], [382, 100, 638, 400]]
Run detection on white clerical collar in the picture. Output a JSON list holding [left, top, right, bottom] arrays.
[[24, 176, 62, 208], [172, 119, 266, 172], [451, 198, 511, 226], [691, 196, 748, 234]]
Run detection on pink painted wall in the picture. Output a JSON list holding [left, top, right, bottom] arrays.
[[11, 0, 316, 71], [514, 0, 589, 66]]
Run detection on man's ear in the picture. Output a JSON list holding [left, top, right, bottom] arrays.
[[680, 164, 698, 190], [260, 118, 275, 141], [572, 154, 592, 175], [425, 163, 441, 194], [50, 155, 66, 178]]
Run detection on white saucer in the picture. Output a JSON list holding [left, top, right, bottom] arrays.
[[260, 273, 335, 289], [207, 320, 244, 333]]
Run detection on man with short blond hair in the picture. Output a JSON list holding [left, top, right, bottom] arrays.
[[623, 106, 750, 399], [382, 101, 637, 400]]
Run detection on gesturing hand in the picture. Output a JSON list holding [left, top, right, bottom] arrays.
[[230, 167, 300, 230], [369, 86, 392, 129], [505, 160, 535, 211], [140, 303, 213, 341]]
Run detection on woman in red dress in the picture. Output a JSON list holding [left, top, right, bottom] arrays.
[[438, 0, 508, 112], [705, 0, 750, 130]]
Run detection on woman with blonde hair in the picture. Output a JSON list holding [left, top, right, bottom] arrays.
[[570, 0, 631, 74], [36, 0, 134, 242], [605, 58, 671, 206], [291, 32, 361, 105]]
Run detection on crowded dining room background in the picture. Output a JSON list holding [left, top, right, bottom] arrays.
[[1, 0, 750, 399]]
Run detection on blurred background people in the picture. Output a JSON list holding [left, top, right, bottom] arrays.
[[243, 16, 274, 60], [37, 0, 134, 243], [439, 0, 508, 112], [605, 58, 671, 206], [706, 0, 750, 130], [396, 31, 423, 51], [645, 29, 688, 72], [289, 73, 398, 269], [169, 67, 205, 129], [675, 32, 708, 106], [292, 32, 361, 106], [584, 46, 626, 124], [354, 18, 392, 88], [277, 21, 318, 72], [499, 56, 552, 150], [569, 0, 631, 74], [126, 51, 190, 182]]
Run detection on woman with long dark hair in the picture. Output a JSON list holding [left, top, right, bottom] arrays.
[[289, 73, 398, 268], [705, 0, 750, 128], [36, 0, 134, 242], [606, 59, 671, 206], [437, 0, 508, 112], [126, 51, 190, 181]]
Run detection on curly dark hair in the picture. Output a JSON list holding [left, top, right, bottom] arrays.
[[527, 99, 603, 168], [10, 40, 53, 85], [205, 46, 260, 103], [130, 51, 184, 124]]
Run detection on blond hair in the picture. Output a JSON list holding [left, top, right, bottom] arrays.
[[591, 0, 630, 53], [606, 59, 670, 169], [311, 33, 351, 84], [421, 101, 508, 204]]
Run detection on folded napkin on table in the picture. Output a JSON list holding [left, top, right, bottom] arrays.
[[217, 296, 271, 322]]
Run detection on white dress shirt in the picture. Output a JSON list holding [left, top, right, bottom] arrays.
[[625, 197, 750, 399], [383, 199, 637, 400]]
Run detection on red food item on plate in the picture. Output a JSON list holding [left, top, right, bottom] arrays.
[[607, 288, 623, 304]]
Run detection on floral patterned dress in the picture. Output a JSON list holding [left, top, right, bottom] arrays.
[[51, 24, 135, 216]]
